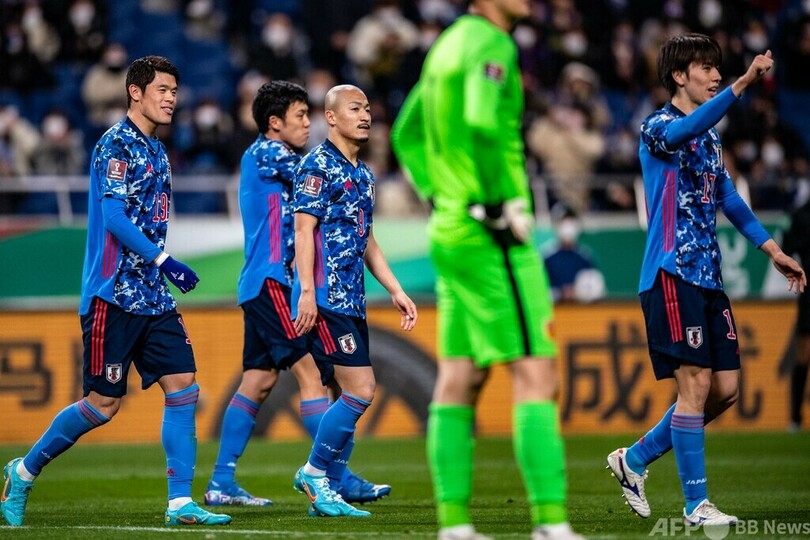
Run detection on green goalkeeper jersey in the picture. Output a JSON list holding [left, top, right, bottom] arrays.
[[391, 14, 530, 240]]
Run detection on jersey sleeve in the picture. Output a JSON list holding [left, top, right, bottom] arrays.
[[258, 144, 298, 187], [716, 168, 770, 248], [101, 196, 161, 261], [293, 164, 331, 219], [642, 88, 739, 157], [390, 82, 434, 201], [93, 137, 132, 202], [463, 37, 519, 203]]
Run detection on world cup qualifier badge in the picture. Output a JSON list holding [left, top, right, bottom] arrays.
[[484, 62, 505, 83], [303, 175, 323, 197], [338, 333, 357, 354], [106, 159, 127, 182], [686, 326, 703, 349], [106, 363, 123, 384]]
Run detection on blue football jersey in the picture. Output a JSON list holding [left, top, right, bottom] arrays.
[[79, 118, 176, 315], [291, 139, 375, 318], [638, 91, 769, 293], [237, 136, 299, 304]]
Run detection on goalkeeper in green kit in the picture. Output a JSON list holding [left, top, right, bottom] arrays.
[[391, 1, 583, 539]]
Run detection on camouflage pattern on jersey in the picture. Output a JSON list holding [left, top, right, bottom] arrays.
[[293, 140, 375, 318], [250, 137, 297, 284], [92, 118, 175, 314], [641, 109, 727, 289]]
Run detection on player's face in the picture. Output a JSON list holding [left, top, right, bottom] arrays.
[[332, 89, 371, 143], [133, 71, 178, 127], [682, 61, 721, 107], [279, 100, 310, 149]]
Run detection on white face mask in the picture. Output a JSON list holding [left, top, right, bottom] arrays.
[[377, 7, 401, 26], [43, 115, 69, 139], [737, 140, 758, 162], [195, 105, 220, 128], [743, 30, 768, 52], [761, 141, 784, 168], [562, 32, 588, 57], [557, 219, 580, 244], [307, 84, 329, 105], [22, 8, 43, 30], [263, 25, 292, 50], [420, 29, 439, 51], [513, 25, 537, 49], [698, 0, 722, 28], [70, 3, 96, 29]]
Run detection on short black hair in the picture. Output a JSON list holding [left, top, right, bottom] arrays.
[[252, 80, 308, 134], [658, 33, 722, 97], [125, 56, 180, 107]]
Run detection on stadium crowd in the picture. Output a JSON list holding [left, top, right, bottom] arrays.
[[1, 0, 810, 214]]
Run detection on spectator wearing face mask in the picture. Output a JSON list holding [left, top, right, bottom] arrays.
[[0, 104, 41, 176], [19, 0, 61, 65], [32, 109, 86, 175], [57, 0, 107, 63], [247, 12, 309, 82], [302, 68, 335, 151], [81, 43, 129, 133], [542, 207, 606, 303], [184, 98, 235, 173], [346, 0, 419, 104]]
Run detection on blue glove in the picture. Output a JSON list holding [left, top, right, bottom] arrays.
[[159, 256, 200, 293]]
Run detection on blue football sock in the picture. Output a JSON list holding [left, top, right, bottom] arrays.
[[163, 383, 199, 500], [24, 399, 110, 476], [308, 393, 370, 472], [210, 393, 260, 487], [300, 397, 330, 439], [671, 413, 707, 514], [328, 437, 355, 485], [301, 398, 357, 484], [626, 404, 676, 474]]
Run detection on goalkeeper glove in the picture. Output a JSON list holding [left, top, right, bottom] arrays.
[[155, 253, 200, 293], [468, 198, 533, 245]]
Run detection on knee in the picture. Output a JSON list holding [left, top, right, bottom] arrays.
[[716, 385, 738, 409], [349, 380, 376, 403], [239, 369, 279, 402], [85, 394, 121, 418]]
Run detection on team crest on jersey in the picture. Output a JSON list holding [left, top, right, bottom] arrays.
[[484, 62, 504, 82], [303, 175, 323, 196], [106, 363, 123, 384], [686, 326, 703, 349], [106, 159, 127, 182], [338, 333, 357, 354]]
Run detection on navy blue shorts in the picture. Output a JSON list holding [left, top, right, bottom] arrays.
[[81, 298, 197, 397], [306, 308, 370, 385], [640, 270, 740, 380], [242, 279, 309, 371]]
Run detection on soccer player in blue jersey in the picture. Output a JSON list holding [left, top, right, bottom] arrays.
[[204, 80, 390, 507], [606, 34, 806, 527], [290, 84, 418, 518], [0, 56, 231, 528]]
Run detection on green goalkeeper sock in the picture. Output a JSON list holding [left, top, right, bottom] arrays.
[[514, 400, 568, 526], [427, 402, 475, 528]]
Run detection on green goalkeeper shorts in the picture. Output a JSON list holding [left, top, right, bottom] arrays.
[[429, 228, 557, 367]]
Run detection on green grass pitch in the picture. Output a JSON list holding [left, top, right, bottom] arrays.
[[1, 432, 809, 539]]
